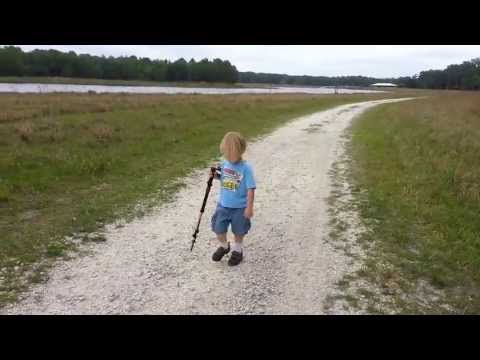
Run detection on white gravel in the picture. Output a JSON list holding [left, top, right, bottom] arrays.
[[1, 98, 412, 315]]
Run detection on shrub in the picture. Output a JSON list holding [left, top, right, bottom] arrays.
[[91, 125, 113, 142], [14, 122, 34, 142]]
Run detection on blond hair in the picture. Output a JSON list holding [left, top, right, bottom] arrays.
[[220, 131, 246, 163]]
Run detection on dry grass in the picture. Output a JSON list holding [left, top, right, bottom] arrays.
[[0, 90, 436, 125], [0, 93, 166, 124], [14, 121, 34, 142], [91, 124, 114, 142]]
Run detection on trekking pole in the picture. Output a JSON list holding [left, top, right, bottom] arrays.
[[190, 166, 218, 251]]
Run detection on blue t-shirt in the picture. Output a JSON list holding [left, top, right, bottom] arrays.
[[219, 159, 256, 208]]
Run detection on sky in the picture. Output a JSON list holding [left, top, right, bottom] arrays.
[[13, 45, 480, 78]]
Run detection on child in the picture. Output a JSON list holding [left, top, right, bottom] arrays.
[[210, 131, 256, 266]]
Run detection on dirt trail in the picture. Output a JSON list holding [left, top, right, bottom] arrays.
[[1, 98, 412, 314]]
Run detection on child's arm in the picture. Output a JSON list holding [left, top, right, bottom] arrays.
[[244, 189, 255, 219]]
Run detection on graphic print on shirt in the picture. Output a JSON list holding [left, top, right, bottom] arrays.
[[222, 167, 243, 192]]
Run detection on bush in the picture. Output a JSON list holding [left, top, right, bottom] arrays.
[[14, 121, 34, 142], [0, 184, 10, 202], [91, 125, 113, 142]]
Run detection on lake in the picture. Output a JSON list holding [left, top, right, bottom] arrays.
[[0, 83, 384, 95]]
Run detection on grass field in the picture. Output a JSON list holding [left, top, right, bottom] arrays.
[[0, 76, 276, 88], [0, 91, 415, 305], [347, 91, 480, 313]]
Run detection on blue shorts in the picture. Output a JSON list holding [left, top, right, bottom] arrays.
[[211, 204, 251, 236]]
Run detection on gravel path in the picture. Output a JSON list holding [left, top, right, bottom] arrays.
[[1, 98, 411, 315]]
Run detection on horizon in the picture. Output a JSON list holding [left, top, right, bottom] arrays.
[[7, 45, 480, 79]]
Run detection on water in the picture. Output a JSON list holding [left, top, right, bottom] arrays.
[[0, 83, 383, 95]]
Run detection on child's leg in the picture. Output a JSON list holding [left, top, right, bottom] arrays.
[[217, 233, 229, 249], [212, 205, 230, 248], [230, 208, 251, 255], [212, 232, 230, 261], [232, 234, 244, 253], [211, 206, 231, 261], [228, 233, 245, 266]]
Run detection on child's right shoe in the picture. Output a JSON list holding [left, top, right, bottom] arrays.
[[228, 251, 243, 266], [212, 243, 230, 261]]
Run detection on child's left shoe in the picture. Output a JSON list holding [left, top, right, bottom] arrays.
[[228, 251, 243, 266], [212, 243, 230, 261]]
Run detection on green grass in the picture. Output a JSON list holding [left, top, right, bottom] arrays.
[[348, 91, 480, 313], [1, 91, 416, 306]]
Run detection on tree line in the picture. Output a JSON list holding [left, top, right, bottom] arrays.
[[239, 72, 396, 87], [240, 58, 480, 90], [0, 46, 239, 83], [1, 46, 479, 90], [396, 58, 480, 90]]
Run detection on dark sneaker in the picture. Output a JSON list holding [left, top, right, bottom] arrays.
[[212, 243, 230, 261], [228, 251, 243, 266]]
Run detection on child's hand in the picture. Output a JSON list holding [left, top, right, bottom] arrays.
[[211, 165, 221, 179], [244, 207, 254, 219]]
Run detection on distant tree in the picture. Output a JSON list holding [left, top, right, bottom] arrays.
[[0, 46, 24, 76], [151, 60, 167, 81], [166, 58, 189, 81], [0, 47, 239, 84]]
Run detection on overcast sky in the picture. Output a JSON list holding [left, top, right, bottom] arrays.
[[13, 45, 480, 78]]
